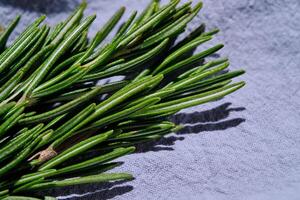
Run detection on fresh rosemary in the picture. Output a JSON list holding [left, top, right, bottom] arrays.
[[0, 0, 245, 199]]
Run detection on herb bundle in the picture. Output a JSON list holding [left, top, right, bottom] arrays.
[[0, 0, 245, 199]]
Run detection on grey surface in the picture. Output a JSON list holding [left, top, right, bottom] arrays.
[[1, 0, 300, 199]]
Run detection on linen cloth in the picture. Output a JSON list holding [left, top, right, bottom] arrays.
[[0, 0, 299, 199]]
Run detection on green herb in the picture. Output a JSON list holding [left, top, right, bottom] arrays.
[[0, 1, 245, 199]]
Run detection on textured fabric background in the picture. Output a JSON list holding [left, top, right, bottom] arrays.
[[0, 0, 299, 199]]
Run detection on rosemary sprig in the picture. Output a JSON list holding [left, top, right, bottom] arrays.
[[0, 1, 245, 199]]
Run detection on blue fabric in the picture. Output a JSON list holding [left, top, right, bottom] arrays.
[[1, 0, 299, 199]]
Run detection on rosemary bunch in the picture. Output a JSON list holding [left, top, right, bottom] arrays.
[[0, 0, 245, 199]]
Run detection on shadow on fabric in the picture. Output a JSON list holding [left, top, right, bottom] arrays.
[[35, 180, 133, 200], [135, 102, 246, 153], [0, 0, 77, 14]]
